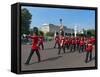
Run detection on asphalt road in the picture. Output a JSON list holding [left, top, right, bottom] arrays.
[[21, 41, 95, 71]]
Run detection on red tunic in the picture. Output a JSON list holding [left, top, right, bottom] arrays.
[[59, 36, 65, 47], [65, 36, 69, 44], [69, 37, 72, 44], [89, 37, 95, 44], [71, 38, 75, 44], [39, 36, 43, 44], [92, 38, 95, 43], [86, 44, 93, 51], [79, 40, 84, 46], [54, 35, 60, 43], [27, 36, 39, 50], [75, 39, 79, 44]]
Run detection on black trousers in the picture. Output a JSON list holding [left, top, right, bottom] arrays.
[[85, 51, 92, 62], [70, 44, 75, 52], [39, 43, 44, 50], [54, 42, 59, 48], [79, 45, 84, 53], [25, 49, 41, 64], [76, 44, 79, 50], [58, 45, 65, 54], [65, 44, 69, 49]]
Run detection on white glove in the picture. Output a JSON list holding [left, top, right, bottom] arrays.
[[23, 34, 27, 38]]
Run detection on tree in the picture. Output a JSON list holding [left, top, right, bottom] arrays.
[[21, 8, 32, 35], [38, 30, 44, 36], [87, 29, 95, 37]]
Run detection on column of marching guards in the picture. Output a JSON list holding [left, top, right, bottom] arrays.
[[24, 27, 95, 65], [54, 31, 95, 63]]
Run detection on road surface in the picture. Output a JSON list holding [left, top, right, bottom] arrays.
[[21, 41, 95, 71]]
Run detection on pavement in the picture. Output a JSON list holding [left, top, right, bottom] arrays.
[[21, 41, 95, 71]]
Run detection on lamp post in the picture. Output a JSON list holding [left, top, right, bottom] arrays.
[[74, 25, 77, 37], [59, 19, 64, 31]]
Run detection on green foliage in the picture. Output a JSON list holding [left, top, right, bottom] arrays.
[[38, 30, 44, 36], [87, 29, 95, 37], [46, 32, 54, 37], [21, 8, 32, 35]]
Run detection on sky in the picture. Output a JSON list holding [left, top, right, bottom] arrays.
[[21, 6, 95, 30]]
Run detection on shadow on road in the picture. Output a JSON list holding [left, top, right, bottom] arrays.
[[26, 56, 62, 65], [43, 47, 57, 50]]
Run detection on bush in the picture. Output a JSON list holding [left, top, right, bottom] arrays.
[[46, 32, 54, 37]]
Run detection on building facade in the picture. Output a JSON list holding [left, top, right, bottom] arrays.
[[39, 23, 74, 34]]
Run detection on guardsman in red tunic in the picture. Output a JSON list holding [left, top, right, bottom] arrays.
[[25, 27, 41, 64], [92, 37, 95, 44], [89, 36, 95, 45], [58, 31, 65, 54], [85, 40, 93, 63], [75, 36, 80, 50], [70, 37, 76, 52], [65, 33, 69, 49], [83, 37, 87, 50], [68, 36, 72, 49], [79, 37, 85, 53], [54, 32, 60, 48], [38, 32, 44, 50]]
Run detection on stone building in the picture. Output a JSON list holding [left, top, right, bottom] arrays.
[[39, 23, 74, 34]]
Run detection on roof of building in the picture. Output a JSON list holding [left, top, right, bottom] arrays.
[[41, 23, 74, 30]]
